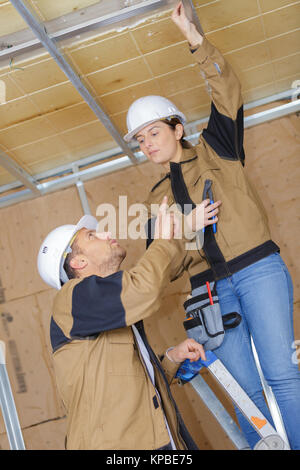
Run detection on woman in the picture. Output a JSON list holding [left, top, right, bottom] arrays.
[[124, 2, 300, 450]]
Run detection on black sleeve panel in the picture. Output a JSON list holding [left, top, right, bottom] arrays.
[[202, 102, 245, 166], [70, 273, 126, 337], [145, 217, 156, 249]]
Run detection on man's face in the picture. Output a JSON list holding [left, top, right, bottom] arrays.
[[74, 228, 126, 273]]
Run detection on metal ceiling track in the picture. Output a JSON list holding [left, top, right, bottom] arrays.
[[0, 88, 299, 209], [9, 0, 140, 166], [0, 1, 299, 210], [1, 0, 167, 61], [0, 149, 40, 195]]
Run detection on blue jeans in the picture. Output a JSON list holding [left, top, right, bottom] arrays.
[[214, 252, 300, 449]]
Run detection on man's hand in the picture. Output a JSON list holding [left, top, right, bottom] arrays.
[[154, 196, 180, 239], [186, 199, 222, 233], [167, 338, 206, 363], [171, 1, 203, 47]]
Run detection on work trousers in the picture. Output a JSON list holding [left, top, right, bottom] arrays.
[[213, 252, 300, 449]]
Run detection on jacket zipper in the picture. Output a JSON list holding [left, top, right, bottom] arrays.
[[133, 330, 176, 449], [133, 324, 187, 450]]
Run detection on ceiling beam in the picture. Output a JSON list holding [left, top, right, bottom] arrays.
[[0, 94, 299, 208], [1, 0, 166, 61], [0, 88, 298, 203], [9, 0, 140, 165], [0, 150, 40, 195]]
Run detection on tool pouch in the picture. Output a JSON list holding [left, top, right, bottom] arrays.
[[183, 281, 241, 351]]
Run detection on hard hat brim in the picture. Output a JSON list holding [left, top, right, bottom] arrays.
[[58, 215, 98, 288], [124, 114, 186, 143], [74, 214, 98, 233], [124, 118, 161, 142]]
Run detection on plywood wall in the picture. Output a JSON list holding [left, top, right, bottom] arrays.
[[0, 111, 299, 450]]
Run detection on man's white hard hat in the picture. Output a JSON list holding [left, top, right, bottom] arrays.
[[37, 215, 98, 290], [124, 95, 186, 142]]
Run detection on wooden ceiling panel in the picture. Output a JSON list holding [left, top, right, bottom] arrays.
[[25, 137, 116, 176], [267, 30, 300, 62], [0, 116, 56, 149], [224, 43, 271, 72], [130, 17, 185, 55], [9, 57, 68, 94], [242, 82, 277, 103], [29, 82, 83, 114], [28, 0, 101, 21], [195, 0, 260, 33], [170, 86, 210, 113], [272, 53, 300, 81], [45, 102, 96, 133], [145, 42, 195, 76], [0, 95, 40, 128], [238, 63, 275, 91], [156, 65, 203, 97], [184, 103, 211, 122], [0, 168, 15, 186], [11, 135, 70, 167], [259, 0, 299, 14], [0, 0, 299, 190], [66, 32, 140, 75], [100, 79, 161, 115], [0, 2, 28, 37], [59, 120, 112, 151], [0, 73, 25, 102], [262, 3, 300, 38], [206, 17, 265, 53], [86, 57, 152, 95]]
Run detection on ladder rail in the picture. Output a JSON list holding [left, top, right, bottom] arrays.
[[0, 341, 25, 450], [251, 337, 290, 449]]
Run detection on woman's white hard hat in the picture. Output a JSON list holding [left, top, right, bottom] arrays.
[[124, 95, 186, 142], [37, 215, 98, 290]]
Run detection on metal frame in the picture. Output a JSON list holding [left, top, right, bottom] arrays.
[[9, 0, 139, 165], [1, 0, 167, 61], [0, 149, 40, 195], [0, 1, 299, 209], [0, 92, 299, 208]]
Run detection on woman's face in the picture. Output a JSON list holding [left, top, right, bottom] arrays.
[[135, 120, 183, 167]]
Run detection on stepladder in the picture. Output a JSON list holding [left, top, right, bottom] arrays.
[[176, 350, 290, 450], [0, 340, 25, 450]]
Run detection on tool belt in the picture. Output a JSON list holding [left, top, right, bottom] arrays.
[[183, 281, 241, 351]]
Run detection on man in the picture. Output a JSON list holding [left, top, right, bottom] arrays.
[[37, 198, 218, 450]]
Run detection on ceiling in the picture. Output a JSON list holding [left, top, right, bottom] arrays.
[[0, 0, 299, 192]]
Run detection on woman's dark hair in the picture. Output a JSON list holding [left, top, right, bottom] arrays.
[[162, 117, 192, 149]]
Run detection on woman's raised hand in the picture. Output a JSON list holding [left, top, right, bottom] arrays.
[[171, 1, 203, 47]]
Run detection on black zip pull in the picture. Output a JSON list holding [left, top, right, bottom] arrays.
[[202, 179, 217, 233]]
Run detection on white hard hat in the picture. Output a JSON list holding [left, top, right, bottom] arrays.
[[124, 95, 186, 142], [37, 215, 98, 290]]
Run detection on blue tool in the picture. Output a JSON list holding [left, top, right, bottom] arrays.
[[175, 350, 216, 383], [202, 180, 217, 234]]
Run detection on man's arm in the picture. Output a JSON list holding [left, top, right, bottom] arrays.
[[54, 199, 187, 338], [121, 238, 186, 326], [53, 238, 186, 340]]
